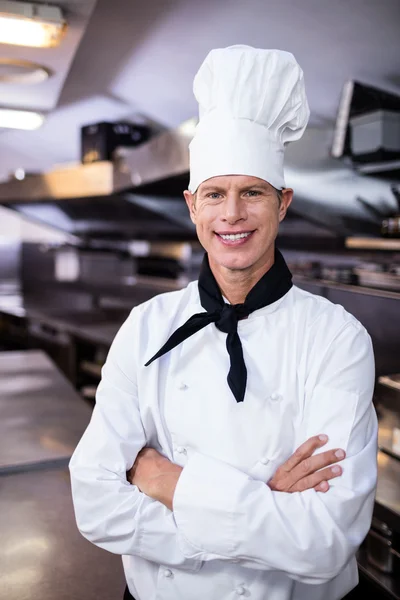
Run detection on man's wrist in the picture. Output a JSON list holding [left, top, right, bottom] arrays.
[[151, 467, 183, 510]]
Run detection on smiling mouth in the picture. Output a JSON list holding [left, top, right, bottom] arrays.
[[217, 231, 253, 241]]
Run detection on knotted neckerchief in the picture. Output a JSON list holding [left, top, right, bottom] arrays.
[[145, 248, 293, 402]]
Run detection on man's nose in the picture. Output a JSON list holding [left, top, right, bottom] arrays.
[[222, 193, 246, 223]]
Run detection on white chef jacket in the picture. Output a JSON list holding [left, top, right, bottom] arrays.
[[69, 281, 378, 600]]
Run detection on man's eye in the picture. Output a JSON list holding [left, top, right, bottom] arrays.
[[245, 190, 261, 197], [208, 193, 222, 200]]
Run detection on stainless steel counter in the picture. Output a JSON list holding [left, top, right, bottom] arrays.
[[0, 294, 123, 346], [0, 350, 92, 473], [28, 311, 124, 347], [0, 290, 136, 347], [0, 466, 125, 600], [0, 350, 125, 597]]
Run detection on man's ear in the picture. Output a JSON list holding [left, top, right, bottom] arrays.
[[278, 188, 293, 222], [183, 190, 197, 225]]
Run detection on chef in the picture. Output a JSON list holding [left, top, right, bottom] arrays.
[[69, 46, 378, 600]]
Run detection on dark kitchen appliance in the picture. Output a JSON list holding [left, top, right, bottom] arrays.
[[81, 121, 151, 164], [366, 517, 400, 574], [331, 80, 400, 181]]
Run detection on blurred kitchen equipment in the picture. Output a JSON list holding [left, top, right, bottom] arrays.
[[321, 264, 357, 285], [376, 374, 400, 460], [54, 246, 135, 284], [353, 256, 400, 291], [366, 517, 400, 574], [332, 80, 400, 181], [381, 186, 400, 238], [355, 195, 387, 221], [81, 121, 151, 164], [354, 267, 400, 291], [355, 188, 400, 238], [350, 110, 400, 165]]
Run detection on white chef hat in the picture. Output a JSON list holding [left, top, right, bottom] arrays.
[[188, 45, 310, 193]]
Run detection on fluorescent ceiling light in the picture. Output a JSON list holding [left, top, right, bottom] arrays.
[[0, 107, 44, 130], [0, 58, 50, 84], [0, 1, 66, 48]]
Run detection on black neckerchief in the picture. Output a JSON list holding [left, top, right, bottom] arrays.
[[145, 248, 292, 402]]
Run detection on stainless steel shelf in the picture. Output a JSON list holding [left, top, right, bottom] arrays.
[[346, 237, 400, 251]]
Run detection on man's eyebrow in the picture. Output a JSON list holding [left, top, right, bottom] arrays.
[[241, 185, 273, 193], [198, 185, 226, 194], [198, 184, 274, 194]]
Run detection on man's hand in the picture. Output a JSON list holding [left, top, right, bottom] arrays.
[[268, 435, 345, 493], [128, 434, 344, 509], [127, 448, 182, 510]]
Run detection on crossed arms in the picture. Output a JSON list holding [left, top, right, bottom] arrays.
[[69, 309, 378, 584], [127, 434, 346, 510]]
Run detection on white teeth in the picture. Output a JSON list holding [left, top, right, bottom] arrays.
[[220, 232, 251, 241]]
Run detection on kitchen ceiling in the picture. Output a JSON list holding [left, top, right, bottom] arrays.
[[0, 0, 399, 184], [0, 0, 98, 113]]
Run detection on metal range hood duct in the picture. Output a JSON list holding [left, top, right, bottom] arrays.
[[0, 118, 195, 201], [0, 115, 398, 243], [0, 119, 196, 242]]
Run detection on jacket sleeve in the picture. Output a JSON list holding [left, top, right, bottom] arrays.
[[69, 308, 202, 572], [173, 322, 378, 584]]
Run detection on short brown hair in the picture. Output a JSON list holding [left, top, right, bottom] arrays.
[[275, 187, 283, 206]]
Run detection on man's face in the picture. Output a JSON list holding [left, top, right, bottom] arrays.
[[184, 175, 293, 275]]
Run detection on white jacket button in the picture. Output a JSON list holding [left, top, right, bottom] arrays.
[[236, 585, 246, 595], [164, 568, 173, 578], [176, 446, 186, 454], [260, 456, 270, 465], [270, 392, 282, 402], [178, 381, 187, 390]]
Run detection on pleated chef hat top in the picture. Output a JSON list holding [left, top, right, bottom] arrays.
[[188, 45, 310, 193]]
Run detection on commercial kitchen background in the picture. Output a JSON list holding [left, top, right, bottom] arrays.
[[0, 1, 399, 599]]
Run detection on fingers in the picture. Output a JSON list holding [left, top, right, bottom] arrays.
[[291, 447, 346, 484], [286, 449, 345, 491], [292, 463, 344, 493], [280, 434, 329, 473], [269, 441, 346, 493], [315, 481, 329, 492]]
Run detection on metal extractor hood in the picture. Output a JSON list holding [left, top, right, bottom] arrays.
[[0, 115, 398, 243], [0, 119, 197, 241]]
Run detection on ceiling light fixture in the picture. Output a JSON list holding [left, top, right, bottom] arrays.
[[0, 0, 66, 48], [0, 107, 44, 130], [0, 58, 50, 84]]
